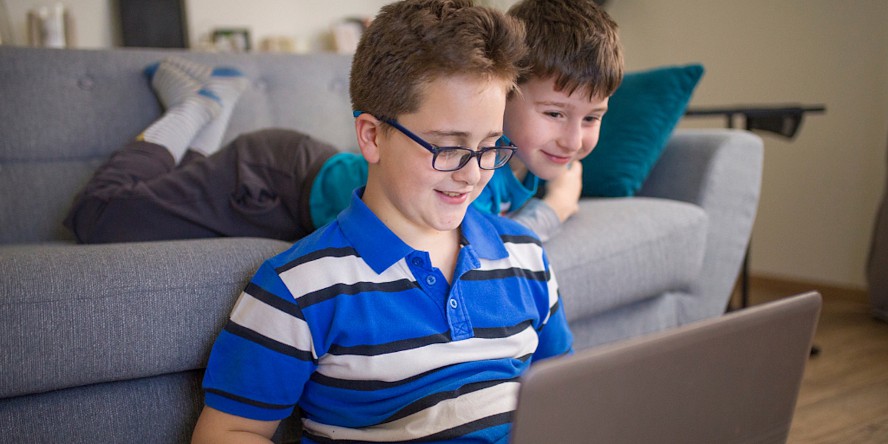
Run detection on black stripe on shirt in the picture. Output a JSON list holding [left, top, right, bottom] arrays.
[[462, 267, 548, 282], [204, 388, 293, 411], [500, 234, 541, 246], [274, 246, 359, 274], [327, 331, 451, 357], [309, 364, 450, 391], [299, 278, 419, 308], [382, 377, 520, 424], [244, 282, 303, 319], [223, 320, 315, 362], [324, 319, 531, 359], [535, 297, 563, 333], [473, 320, 534, 339]]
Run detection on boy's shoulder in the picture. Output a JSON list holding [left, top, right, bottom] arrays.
[[264, 221, 354, 272]]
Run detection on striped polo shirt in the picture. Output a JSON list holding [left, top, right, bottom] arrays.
[[202, 189, 573, 443]]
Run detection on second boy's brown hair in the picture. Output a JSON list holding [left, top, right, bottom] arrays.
[[508, 0, 623, 100], [350, 0, 527, 124]]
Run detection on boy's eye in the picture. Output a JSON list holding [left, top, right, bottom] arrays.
[[544, 111, 563, 119], [585, 115, 603, 123]]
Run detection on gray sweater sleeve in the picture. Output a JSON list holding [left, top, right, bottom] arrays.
[[507, 197, 562, 242]]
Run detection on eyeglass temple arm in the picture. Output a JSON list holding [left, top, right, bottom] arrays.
[[353, 110, 437, 153]]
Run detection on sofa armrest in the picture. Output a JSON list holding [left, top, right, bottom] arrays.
[[638, 129, 764, 321], [0, 237, 290, 398]]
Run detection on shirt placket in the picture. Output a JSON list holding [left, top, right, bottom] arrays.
[[407, 251, 474, 341]]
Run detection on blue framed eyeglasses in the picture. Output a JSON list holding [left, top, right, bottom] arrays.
[[353, 111, 516, 172]]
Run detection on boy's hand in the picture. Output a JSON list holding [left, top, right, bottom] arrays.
[[543, 162, 583, 222]]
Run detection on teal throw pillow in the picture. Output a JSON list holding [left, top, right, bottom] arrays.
[[581, 64, 704, 197]]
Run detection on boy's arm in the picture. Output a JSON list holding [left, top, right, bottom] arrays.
[[197, 261, 315, 440], [508, 162, 583, 242], [540, 161, 583, 222], [508, 198, 561, 242], [192, 406, 280, 444]]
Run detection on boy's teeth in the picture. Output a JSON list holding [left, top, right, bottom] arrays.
[[443, 191, 461, 197]]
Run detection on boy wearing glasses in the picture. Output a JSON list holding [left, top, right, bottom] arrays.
[[64, 0, 622, 245], [191, 1, 572, 443]]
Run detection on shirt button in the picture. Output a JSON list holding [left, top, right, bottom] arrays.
[[449, 298, 458, 309], [412, 257, 423, 266], [426, 275, 437, 285]]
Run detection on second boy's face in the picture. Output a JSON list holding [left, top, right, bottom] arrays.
[[504, 77, 609, 181]]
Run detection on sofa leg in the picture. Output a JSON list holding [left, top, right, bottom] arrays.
[[740, 247, 750, 308]]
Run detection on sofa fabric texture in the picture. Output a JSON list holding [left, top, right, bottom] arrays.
[[0, 46, 763, 442]]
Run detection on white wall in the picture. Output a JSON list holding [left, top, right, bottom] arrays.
[[603, 1, 888, 289], [184, 0, 390, 52], [4, 0, 886, 289], [2, 0, 390, 50]]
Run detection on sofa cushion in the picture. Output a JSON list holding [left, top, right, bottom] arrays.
[[581, 64, 705, 197], [544, 197, 708, 323], [0, 237, 289, 398]]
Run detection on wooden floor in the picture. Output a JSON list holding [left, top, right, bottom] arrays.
[[733, 278, 888, 443]]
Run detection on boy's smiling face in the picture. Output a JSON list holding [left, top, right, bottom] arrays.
[[504, 76, 609, 181], [360, 74, 509, 242]]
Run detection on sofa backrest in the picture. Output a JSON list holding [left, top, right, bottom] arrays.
[[0, 46, 355, 245]]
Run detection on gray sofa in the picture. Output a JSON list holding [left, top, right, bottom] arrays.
[[0, 46, 763, 442]]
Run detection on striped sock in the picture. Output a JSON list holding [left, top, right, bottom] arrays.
[[140, 90, 221, 163], [160, 57, 214, 82], [149, 60, 205, 110], [189, 67, 250, 156], [144, 57, 213, 102]]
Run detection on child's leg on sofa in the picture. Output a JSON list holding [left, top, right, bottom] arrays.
[[141, 58, 249, 163], [63, 129, 337, 243]]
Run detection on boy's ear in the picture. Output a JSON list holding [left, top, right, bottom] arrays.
[[354, 114, 382, 164]]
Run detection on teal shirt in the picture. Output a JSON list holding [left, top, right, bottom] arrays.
[[309, 152, 540, 229], [309, 153, 368, 229], [470, 166, 539, 216]]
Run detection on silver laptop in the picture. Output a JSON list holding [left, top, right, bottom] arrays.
[[511, 292, 821, 444]]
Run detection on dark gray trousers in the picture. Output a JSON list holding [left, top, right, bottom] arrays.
[[65, 129, 338, 243]]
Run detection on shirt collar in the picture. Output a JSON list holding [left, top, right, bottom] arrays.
[[337, 188, 413, 274], [460, 204, 510, 261], [520, 169, 541, 194], [337, 188, 509, 274]]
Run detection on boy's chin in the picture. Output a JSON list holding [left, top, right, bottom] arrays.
[[430, 206, 471, 232], [533, 164, 571, 181], [429, 218, 465, 234]]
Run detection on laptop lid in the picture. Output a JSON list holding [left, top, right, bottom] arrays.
[[510, 292, 821, 444]]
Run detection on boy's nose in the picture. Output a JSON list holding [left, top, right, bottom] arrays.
[[452, 157, 483, 185], [558, 123, 584, 154]]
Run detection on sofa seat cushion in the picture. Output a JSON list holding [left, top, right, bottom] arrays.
[[0, 237, 289, 398], [544, 197, 708, 323]]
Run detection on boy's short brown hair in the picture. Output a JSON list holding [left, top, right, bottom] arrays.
[[508, 0, 623, 100], [350, 0, 527, 122]]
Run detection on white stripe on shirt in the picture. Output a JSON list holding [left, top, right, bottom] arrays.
[[303, 381, 520, 442], [316, 325, 539, 382]]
